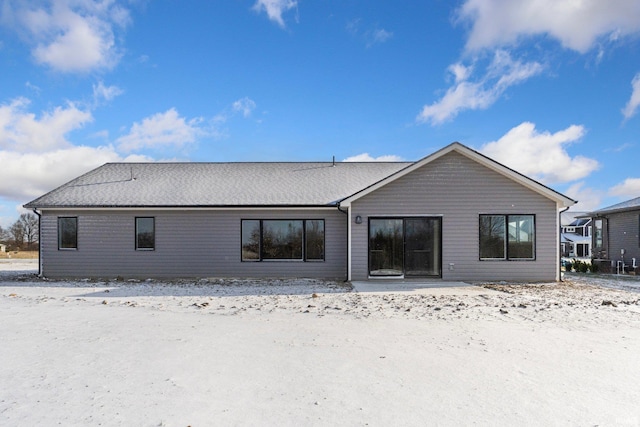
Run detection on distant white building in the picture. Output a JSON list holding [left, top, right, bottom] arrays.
[[560, 212, 591, 259], [0, 244, 6, 253]]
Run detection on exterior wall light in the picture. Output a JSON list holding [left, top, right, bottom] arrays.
[[355, 215, 363, 224]]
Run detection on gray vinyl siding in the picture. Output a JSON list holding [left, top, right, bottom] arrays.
[[350, 151, 559, 282], [39, 209, 347, 279], [603, 210, 640, 264]]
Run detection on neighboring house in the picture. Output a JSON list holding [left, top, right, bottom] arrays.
[[24, 142, 576, 282], [560, 212, 591, 259], [0, 244, 6, 253], [588, 196, 640, 273]]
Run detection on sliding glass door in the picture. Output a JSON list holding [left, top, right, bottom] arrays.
[[404, 218, 440, 277], [369, 219, 404, 276], [368, 217, 441, 278]]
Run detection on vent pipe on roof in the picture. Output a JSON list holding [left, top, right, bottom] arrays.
[[332, 156, 336, 167]]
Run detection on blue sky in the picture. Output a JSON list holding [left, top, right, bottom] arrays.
[[1, 0, 640, 228]]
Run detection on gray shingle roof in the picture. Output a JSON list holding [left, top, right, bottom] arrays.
[[589, 196, 640, 215], [24, 161, 412, 208]]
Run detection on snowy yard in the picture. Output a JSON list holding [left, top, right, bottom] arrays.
[[2, 261, 640, 426]]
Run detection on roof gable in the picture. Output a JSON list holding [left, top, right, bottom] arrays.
[[339, 142, 576, 208]]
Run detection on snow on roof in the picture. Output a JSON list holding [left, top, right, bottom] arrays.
[[561, 233, 591, 244], [589, 196, 640, 216], [24, 161, 411, 208], [561, 211, 588, 226], [24, 142, 576, 210]]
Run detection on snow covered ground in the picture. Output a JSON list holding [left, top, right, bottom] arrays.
[[2, 261, 640, 426]]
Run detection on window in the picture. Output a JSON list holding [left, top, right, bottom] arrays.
[[576, 243, 588, 258], [262, 220, 303, 260], [479, 215, 505, 259], [136, 217, 155, 250], [479, 214, 535, 260], [594, 219, 603, 248], [241, 220, 260, 260], [241, 219, 324, 261], [305, 220, 325, 261], [58, 217, 78, 250]]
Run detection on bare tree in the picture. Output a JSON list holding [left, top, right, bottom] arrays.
[[5, 213, 38, 251], [9, 220, 25, 250], [19, 213, 39, 250]]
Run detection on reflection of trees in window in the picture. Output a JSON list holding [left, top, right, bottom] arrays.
[[480, 214, 534, 260], [242, 220, 260, 260], [241, 219, 324, 261], [480, 215, 505, 259], [58, 217, 78, 249], [305, 220, 325, 260], [369, 219, 403, 274], [136, 217, 155, 250], [263, 220, 303, 259]]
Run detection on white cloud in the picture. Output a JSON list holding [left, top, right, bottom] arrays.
[[93, 81, 123, 104], [253, 0, 297, 28], [605, 142, 634, 152], [345, 19, 361, 35], [0, 93, 256, 212], [449, 63, 472, 83], [480, 122, 599, 184], [25, 81, 41, 94], [622, 72, 640, 120], [417, 50, 544, 125], [9, 0, 130, 73], [564, 182, 605, 212], [367, 28, 393, 47], [458, 0, 640, 53], [343, 153, 403, 162], [346, 19, 393, 47], [610, 178, 640, 198], [372, 29, 392, 43], [215, 97, 259, 126], [0, 97, 92, 152], [0, 146, 149, 202], [116, 109, 205, 153], [0, 94, 152, 207], [232, 97, 257, 118]]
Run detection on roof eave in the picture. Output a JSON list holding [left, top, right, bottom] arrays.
[[27, 203, 340, 210], [588, 206, 640, 217]]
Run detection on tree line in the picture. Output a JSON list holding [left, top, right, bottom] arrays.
[[0, 213, 39, 252]]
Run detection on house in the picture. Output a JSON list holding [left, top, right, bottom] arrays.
[[0, 244, 6, 253], [587, 196, 640, 274], [560, 212, 591, 259], [24, 142, 576, 282]]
